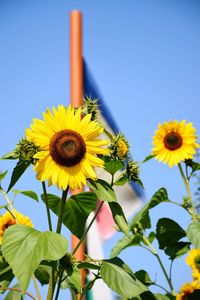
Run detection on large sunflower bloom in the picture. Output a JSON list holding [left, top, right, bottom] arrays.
[[0, 210, 33, 244], [186, 249, 200, 281], [176, 281, 200, 300], [26, 105, 109, 190], [152, 120, 199, 167]]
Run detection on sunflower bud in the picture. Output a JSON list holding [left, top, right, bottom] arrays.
[[59, 253, 76, 272], [16, 138, 38, 162], [109, 134, 129, 160], [126, 160, 140, 182], [83, 97, 99, 121]]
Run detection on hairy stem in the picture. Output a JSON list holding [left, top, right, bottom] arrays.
[[42, 182, 53, 231], [178, 163, 197, 222]]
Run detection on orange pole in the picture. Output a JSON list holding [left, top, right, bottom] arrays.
[[69, 10, 86, 295]]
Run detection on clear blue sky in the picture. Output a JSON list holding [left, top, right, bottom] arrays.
[[0, 0, 200, 299]]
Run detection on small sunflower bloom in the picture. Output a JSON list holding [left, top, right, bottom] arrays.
[[0, 210, 33, 244], [152, 120, 199, 167], [16, 138, 38, 162], [186, 249, 200, 281], [110, 134, 129, 160], [26, 105, 109, 190], [176, 281, 200, 300]]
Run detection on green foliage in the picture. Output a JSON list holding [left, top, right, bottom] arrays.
[[41, 192, 97, 238], [101, 156, 124, 175], [12, 189, 39, 202], [100, 257, 147, 298], [0, 170, 8, 184], [156, 218, 186, 250], [2, 224, 68, 291], [61, 266, 82, 294], [164, 242, 190, 260], [77, 262, 100, 270], [7, 161, 30, 192], [134, 270, 153, 286], [110, 235, 141, 258], [108, 201, 130, 237], [130, 188, 169, 231], [142, 154, 155, 163], [114, 175, 128, 186], [34, 265, 51, 285], [88, 178, 116, 202], [1, 150, 18, 160], [187, 222, 200, 248], [0, 265, 14, 295]]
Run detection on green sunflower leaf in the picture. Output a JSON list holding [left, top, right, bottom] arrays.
[[1, 150, 18, 160], [114, 175, 128, 186], [88, 179, 116, 202], [0, 265, 14, 295], [130, 188, 169, 231], [104, 159, 124, 175], [110, 235, 141, 258], [0, 171, 8, 183], [12, 190, 39, 202], [41, 192, 98, 238], [1, 224, 68, 291], [108, 201, 130, 237], [156, 218, 186, 250], [7, 161, 31, 193], [61, 266, 82, 294], [134, 270, 153, 286], [100, 257, 147, 298], [34, 265, 51, 285], [164, 242, 190, 260], [142, 154, 155, 163], [187, 222, 200, 248]]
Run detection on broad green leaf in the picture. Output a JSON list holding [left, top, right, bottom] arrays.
[[100, 257, 147, 298], [132, 291, 157, 300], [77, 262, 100, 270], [110, 235, 141, 258], [2, 224, 68, 291], [185, 159, 200, 173], [134, 270, 153, 286], [130, 188, 169, 231], [88, 179, 116, 202], [5, 284, 22, 300], [34, 265, 51, 285], [61, 267, 82, 294], [41, 192, 97, 238], [165, 242, 190, 260], [187, 222, 200, 248], [0, 171, 8, 183], [1, 150, 18, 160], [156, 218, 186, 249], [148, 232, 156, 243], [114, 175, 128, 186], [104, 159, 124, 175], [109, 202, 130, 237], [7, 161, 30, 193], [12, 190, 39, 202]]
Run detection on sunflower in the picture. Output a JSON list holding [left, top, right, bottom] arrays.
[[152, 120, 199, 167], [176, 281, 200, 300], [186, 249, 200, 281], [26, 105, 109, 190], [0, 210, 33, 244]]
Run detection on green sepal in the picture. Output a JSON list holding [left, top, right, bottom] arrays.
[[1, 150, 18, 160]]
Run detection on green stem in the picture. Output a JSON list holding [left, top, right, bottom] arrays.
[[0, 287, 37, 300], [56, 187, 69, 234], [72, 201, 104, 255], [143, 236, 174, 293], [178, 163, 197, 222], [54, 269, 64, 300], [46, 187, 69, 300], [0, 189, 18, 222], [42, 182, 53, 231], [32, 274, 42, 300]]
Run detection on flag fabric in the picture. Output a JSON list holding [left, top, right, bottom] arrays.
[[83, 59, 143, 300]]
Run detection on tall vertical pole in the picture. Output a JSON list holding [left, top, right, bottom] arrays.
[[69, 10, 85, 296]]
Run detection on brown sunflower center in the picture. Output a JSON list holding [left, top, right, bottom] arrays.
[[49, 129, 86, 167], [164, 131, 183, 151]]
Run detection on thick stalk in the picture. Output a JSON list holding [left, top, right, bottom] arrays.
[[178, 163, 197, 222], [46, 187, 69, 300], [72, 201, 104, 255], [42, 182, 53, 231]]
